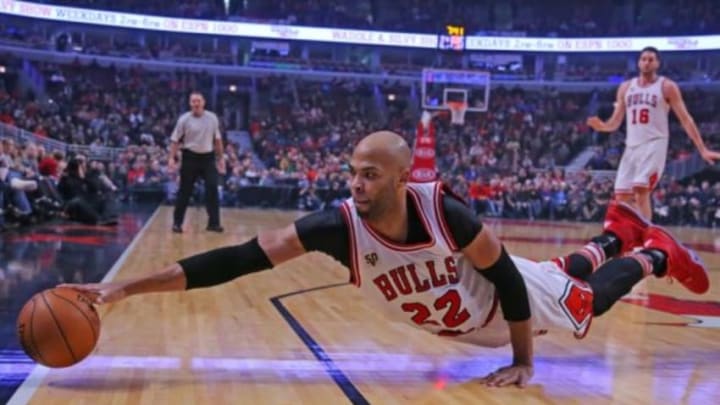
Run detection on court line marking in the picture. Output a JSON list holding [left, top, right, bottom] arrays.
[[270, 282, 370, 405], [7, 206, 161, 405]]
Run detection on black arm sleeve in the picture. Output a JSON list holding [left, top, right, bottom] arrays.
[[294, 208, 351, 268], [478, 247, 531, 322], [440, 194, 483, 250], [179, 237, 273, 290], [179, 209, 352, 290]]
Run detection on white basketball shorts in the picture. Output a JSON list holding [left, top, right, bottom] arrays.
[[447, 256, 594, 348], [614, 138, 669, 193]]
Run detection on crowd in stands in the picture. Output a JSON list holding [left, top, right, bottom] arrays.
[[246, 79, 720, 227], [1, 133, 717, 230], [0, 58, 719, 229], [36, 0, 720, 37], [1, 61, 214, 148]]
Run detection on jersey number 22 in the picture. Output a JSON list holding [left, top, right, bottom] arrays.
[[401, 289, 474, 336]]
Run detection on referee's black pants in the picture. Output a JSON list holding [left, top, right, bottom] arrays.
[[173, 150, 220, 227]]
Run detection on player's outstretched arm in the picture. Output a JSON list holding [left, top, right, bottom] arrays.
[[60, 223, 307, 305], [462, 228, 534, 387], [587, 81, 630, 133], [665, 80, 720, 165]]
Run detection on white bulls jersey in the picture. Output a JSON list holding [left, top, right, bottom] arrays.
[[339, 182, 498, 344], [624, 76, 670, 147], [339, 181, 596, 347]]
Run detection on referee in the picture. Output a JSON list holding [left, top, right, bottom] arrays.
[[169, 91, 226, 233]]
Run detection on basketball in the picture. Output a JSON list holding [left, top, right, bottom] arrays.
[[16, 287, 101, 368]]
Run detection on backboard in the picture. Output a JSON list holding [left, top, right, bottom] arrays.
[[421, 68, 491, 112]]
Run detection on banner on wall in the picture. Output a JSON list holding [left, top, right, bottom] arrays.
[[1, 1, 720, 52], [409, 119, 437, 183]]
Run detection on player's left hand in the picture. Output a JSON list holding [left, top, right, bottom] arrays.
[[699, 148, 720, 165], [480, 364, 534, 388]]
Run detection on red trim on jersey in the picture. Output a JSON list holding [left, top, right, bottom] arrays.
[[438, 182, 468, 206], [360, 187, 435, 252], [632, 175, 659, 190], [648, 172, 659, 189], [572, 282, 594, 340], [481, 293, 499, 328], [340, 202, 362, 286], [574, 314, 593, 340], [433, 182, 460, 252]]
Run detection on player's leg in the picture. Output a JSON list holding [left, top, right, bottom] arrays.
[[552, 233, 619, 280], [632, 186, 652, 220], [552, 201, 649, 280], [587, 249, 663, 316], [613, 146, 647, 218], [614, 147, 640, 213], [173, 156, 201, 230], [615, 192, 634, 207], [510, 222, 710, 340], [201, 155, 221, 229], [590, 223, 709, 316]]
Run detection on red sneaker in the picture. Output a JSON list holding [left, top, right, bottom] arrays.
[[643, 225, 710, 294], [603, 201, 649, 254]]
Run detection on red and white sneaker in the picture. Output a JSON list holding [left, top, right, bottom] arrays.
[[643, 225, 710, 294], [603, 201, 650, 255]]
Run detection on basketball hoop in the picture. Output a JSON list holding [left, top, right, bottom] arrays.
[[447, 101, 467, 125]]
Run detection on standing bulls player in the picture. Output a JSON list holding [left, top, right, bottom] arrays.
[[587, 46, 720, 220], [62, 132, 709, 388]]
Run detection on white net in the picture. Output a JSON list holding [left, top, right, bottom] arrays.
[[448, 102, 467, 125]]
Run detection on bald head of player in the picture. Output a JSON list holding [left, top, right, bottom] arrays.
[[349, 131, 412, 221]]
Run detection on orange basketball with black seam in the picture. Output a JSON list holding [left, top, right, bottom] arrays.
[[16, 287, 101, 368]]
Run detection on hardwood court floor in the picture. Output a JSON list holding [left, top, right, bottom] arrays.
[[14, 207, 720, 404]]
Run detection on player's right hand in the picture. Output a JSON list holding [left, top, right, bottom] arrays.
[[168, 159, 177, 173], [586, 116, 605, 132], [480, 363, 534, 388], [58, 282, 128, 305], [700, 148, 720, 165]]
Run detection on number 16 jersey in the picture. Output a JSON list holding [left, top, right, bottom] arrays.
[[624, 76, 670, 147]]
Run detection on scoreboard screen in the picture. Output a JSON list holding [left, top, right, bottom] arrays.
[[438, 24, 465, 51]]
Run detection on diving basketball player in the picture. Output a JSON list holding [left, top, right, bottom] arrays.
[[587, 46, 720, 220], [62, 131, 709, 388]]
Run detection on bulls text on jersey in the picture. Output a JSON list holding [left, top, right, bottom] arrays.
[[373, 256, 459, 301], [626, 92, 658, 108]]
